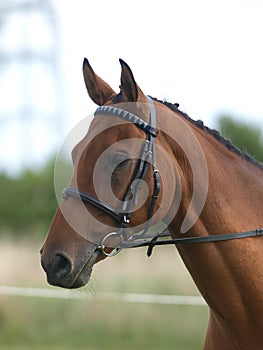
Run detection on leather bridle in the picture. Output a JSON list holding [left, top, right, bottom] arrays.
[[63, 96, 161, 256], [63, 97, 263, 257]]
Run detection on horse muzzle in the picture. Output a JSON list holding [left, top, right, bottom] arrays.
[[40, 243, 101, 289]]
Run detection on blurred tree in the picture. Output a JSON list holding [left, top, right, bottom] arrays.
[[0, 157, 72, 236], [218, 115, 263, 163]]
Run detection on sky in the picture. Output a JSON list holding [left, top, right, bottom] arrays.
[[1, 0, 263, 172], [56, 0, 263, 127]]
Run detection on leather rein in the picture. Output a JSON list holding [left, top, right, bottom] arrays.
[[63, 97, 263, 257]]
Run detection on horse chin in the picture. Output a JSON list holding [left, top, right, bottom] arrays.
[[70, 250, 101, 289]]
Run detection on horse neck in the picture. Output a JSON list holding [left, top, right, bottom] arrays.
[[192, 126, 262, 234], [167, 117, 263, 235], [166, 115, 263, 346]]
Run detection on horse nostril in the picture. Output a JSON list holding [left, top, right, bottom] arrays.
[[53, 253, 72, 279]]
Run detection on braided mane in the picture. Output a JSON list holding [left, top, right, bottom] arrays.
[[151, 97, 263, 171]]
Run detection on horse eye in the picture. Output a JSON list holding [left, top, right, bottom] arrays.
[[109, 153, 129, 169]]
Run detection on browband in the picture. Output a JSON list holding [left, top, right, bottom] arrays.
[[94, 105, 158, 137]]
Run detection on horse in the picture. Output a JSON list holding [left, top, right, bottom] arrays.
[[41, 58, 263, 349]]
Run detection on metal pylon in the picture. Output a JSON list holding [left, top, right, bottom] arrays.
[[0, 0, 65, 172]]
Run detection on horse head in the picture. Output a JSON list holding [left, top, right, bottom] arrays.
[[40, 59, 176, 288]]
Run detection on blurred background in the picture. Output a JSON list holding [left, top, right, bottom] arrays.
[[0, 0, 262, 349]]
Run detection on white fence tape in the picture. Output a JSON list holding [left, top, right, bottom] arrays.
[[0, 286, 206, 306]]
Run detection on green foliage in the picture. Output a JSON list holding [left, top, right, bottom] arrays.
[[218, 115, 263, 162], [0, 158, 59, 235]]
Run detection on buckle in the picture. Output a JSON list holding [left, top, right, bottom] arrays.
[[256, 228, 263, 236]]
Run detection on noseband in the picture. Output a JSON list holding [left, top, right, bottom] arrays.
[[63, 97, 263, 257]]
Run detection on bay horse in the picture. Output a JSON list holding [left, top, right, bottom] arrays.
[[41, 58, 263, 349]]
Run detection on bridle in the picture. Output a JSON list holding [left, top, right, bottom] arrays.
[[63, 96, 160, 256], [63, 97, 263, 257]]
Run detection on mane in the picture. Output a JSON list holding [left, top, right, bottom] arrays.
[[150, 97, 263, 171]]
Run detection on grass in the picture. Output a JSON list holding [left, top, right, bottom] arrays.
[[0, 237, 209, 349], [0, 297, 208, 350]]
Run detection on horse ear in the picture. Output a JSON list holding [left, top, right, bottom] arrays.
[[83, 58, 115, 106], [119, 59, 139, 102]]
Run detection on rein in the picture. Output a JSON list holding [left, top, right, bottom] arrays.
[[126, 228, 263, 257], [63, 97, 263, 257]]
